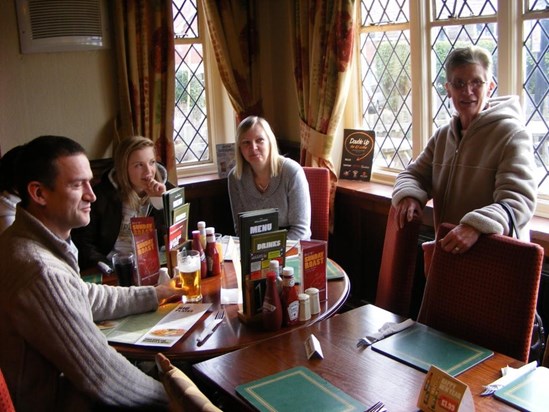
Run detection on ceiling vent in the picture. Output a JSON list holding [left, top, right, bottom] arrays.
[[15, 0, 110, 54]]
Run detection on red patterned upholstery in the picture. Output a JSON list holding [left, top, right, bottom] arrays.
[[0, 369, 15, 412], [375, 205, 421, 317], [418, 223, 543, 362], [303, 167, 330, 241]]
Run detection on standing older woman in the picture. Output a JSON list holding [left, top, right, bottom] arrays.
[[228, 116, 311, 240], [393, 45, 536, 254], [73, 136, 173, 271]]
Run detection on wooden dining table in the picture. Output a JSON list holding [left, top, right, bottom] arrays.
[[111, 259, 350, 362], [191, 304, 522, 412]]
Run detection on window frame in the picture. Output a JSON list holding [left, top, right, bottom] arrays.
[[174, 0, 235, 180], [350, 0, 549, 218]]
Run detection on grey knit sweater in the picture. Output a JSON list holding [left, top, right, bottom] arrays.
[[228, 157, 312, 240], [0, 206, 169, 411]]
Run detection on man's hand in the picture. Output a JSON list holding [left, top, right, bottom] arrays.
[[394, 197, 423, 229], [155, 280, 185, 305], [439, 223, 480, 254]]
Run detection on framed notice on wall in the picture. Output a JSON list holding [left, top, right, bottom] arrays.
[[339, 129, 375, 181]]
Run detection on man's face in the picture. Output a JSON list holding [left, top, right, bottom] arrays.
[[39, 154, 96, 239]]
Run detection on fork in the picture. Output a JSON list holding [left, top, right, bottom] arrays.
[[196, 309, 226, 346], [365, 400, 386, 412]]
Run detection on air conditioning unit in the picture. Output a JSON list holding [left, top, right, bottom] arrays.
[[15, 0, 110, 54]]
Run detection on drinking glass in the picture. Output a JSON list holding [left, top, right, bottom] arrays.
[[177, 250, 202, 302], [112, 252, 135, 287]]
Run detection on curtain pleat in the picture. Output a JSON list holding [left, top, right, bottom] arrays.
[[291, 0, 356, 229], [202, 0, 263, 121], [113, 0, 176, 182]]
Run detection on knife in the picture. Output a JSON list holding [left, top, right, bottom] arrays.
[[196, 310, 225, 346]]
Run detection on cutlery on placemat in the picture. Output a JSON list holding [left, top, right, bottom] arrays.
[[480, 361, 537, 396], [357, 318, 415, 348], [196, 309, 225, 346]]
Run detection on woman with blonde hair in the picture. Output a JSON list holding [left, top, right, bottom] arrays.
[[73, 136, 174, 272], [228, 116, 311, 240]]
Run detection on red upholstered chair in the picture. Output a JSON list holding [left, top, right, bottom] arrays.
[[0, 369, 15, 412], [303, 167, 330, 241], [375, 205, 421, 317], [418, 223, 544, 363]]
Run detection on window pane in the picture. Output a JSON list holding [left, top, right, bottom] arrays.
[[173, 0, 199, 39], [431, 23, 497, 129], [360, 30, 412, 170], [360, 0, 409, 26], [524, 18, 549, 195], [174, 44, 209, 164], [528, 0, 549, 12], [433, 0, 496, 20]]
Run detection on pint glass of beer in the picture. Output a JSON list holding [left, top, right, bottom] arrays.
[[177, 250, 202, 302]]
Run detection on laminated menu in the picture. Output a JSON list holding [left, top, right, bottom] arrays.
[[130, 216, 161, 286], [97, 302, 211, 347], [238, 208, 279, 319], [300, 239, 327, 302]]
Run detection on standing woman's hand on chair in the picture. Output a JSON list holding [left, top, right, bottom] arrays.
[[394, 197, 423, 229], [439, 223, 480, 254]]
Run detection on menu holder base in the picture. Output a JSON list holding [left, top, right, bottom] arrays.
[[237, 310, 262, 327], [165, 238, 192, 277]]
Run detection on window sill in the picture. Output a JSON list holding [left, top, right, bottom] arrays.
[[337, 180, 549, 256]]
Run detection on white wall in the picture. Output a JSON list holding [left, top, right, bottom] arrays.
[[0, 0, 118, 159]]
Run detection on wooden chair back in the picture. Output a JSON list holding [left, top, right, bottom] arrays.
[[418, 223, 543, 362], [303, 167, 330, 241], [0, 369, 15, 412], [375, 205, 421, 317]]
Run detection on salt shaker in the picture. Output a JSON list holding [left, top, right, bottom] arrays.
[[298, 293, 311, 321], [305, 287, 320, 315]]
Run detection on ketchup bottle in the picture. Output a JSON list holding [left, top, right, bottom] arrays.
[[281, 267, 299, 326], [192, 230, 208, 279], [262, 271, 283, 331], [205, 227, 221, 277]]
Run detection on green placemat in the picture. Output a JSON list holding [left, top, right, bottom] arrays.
[[236, 366, 366, 412], [494, 366, 549, 412], [371, 323, 493, 376], [286, 256, 343, 284]]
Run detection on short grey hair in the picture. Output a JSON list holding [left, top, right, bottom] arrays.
[[445, 45, 493, 82]]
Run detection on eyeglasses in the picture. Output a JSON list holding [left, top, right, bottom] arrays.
[[449, 79, 486, 90]]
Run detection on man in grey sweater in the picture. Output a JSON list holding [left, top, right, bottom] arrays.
[[0, 136, 184, 411]]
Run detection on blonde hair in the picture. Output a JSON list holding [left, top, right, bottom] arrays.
[[113, 136, 160, 210], [234, 116, 282, 179]]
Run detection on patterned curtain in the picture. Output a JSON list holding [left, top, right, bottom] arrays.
[[202, 0, 263, 122], [113, 0, 176, 182], [291, 0, 356, 227]]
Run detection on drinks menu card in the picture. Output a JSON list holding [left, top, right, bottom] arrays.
[[371, 323, 493, 376], [236, 366, 366, 412], [97, 302, 211, 347]]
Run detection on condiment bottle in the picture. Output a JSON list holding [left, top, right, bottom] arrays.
[[281, 266, 299, 326], [158, 267, 171, 285], [205, 227, 221, 277], [262, 271, 283, 331], [269, 259, 282, 294], [197, 221, 207, 249], [192, 230, 208, 279]]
